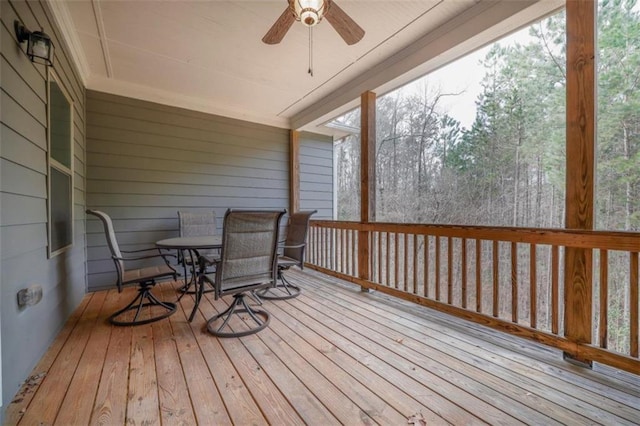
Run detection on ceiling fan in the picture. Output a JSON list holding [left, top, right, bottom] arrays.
[[262, 0, 365, 46]]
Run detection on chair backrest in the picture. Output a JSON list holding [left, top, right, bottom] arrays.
[[283, 210, 317, 264], [86, 209, 124, 282], [215, 209, 286, 297], [178, 211, 217, 237]]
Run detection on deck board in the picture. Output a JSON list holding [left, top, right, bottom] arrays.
[[153, 283, 198, 425], [19, 291, 108, 426], [167, 284, 232, 425], [7, 269, 640, 425], [90, 291, 132, 425]]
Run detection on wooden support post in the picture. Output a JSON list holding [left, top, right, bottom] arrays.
[[290, 130, 300, 214], [564, 0, 595, 367], [359, 91, 376, 290]]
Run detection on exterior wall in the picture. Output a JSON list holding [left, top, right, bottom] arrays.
[[86, 91, 291, 290], [299, 132, 333, 219], [0, 0, 87, 411]]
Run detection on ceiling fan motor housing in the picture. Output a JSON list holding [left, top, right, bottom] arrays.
[[293, 0, 327, 27], [301, 9, 320, 26]]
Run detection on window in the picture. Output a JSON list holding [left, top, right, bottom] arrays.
[[48, 70, 73, 257]]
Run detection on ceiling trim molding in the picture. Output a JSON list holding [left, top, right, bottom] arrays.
[[291, 0, 563, 132], [91, 0, 113, 78], [47, 0, 90, 84], [87, 76, 291, 129]]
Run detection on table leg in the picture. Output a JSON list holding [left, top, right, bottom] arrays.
[[189, 250, 206, 322], [178, 249, 199, 298]]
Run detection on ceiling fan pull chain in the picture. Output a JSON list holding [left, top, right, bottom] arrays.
[[308, 26, 314, 77]]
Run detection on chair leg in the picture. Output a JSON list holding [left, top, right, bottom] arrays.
[[206, 293, 270, 337], [256, 269, 301, 300], [109, 284, 177, 326]]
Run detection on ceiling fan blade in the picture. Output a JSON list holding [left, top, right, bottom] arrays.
[[262, 7, 296, 44], [324, 1, 365, 45]]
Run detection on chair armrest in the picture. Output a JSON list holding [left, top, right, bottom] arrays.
[[282, 243, 306, 249], [121, 247, 164, 254], [114, 253, 177, 262]]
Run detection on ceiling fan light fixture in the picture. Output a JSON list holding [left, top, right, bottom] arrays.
[[293, 0, 327, 27]]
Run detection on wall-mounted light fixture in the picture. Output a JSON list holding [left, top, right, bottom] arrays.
[[14, 20, 54, 66]]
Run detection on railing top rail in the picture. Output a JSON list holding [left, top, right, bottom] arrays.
[[310, 220, 640, 251]]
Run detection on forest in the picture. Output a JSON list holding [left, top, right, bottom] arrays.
[[334, 0, 639, 354]]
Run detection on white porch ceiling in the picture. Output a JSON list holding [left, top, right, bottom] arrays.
[[50, 0, 563, 134]]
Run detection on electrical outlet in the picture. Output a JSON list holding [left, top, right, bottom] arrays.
[[17, 285, 43, 308]]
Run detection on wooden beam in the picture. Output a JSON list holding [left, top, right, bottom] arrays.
[[359, 91, 376, 282], [564, 0, 595, 366], [360, 91, 376, 223], [290, 130, 300, 214]]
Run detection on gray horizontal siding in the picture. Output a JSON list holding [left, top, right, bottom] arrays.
[[1, 0, 87, 411], [86, 91, 290, 291], [299, 132, 333, 219]]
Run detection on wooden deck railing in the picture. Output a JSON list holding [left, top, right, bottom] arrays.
[[306, 220, 639, 375]]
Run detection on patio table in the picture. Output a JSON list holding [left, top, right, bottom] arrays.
[[156, 235, 222, 321]]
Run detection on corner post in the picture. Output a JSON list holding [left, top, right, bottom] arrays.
[[564, 0, 596, 367], [290, 130, 300, 214], [359, 91, 376, 289]]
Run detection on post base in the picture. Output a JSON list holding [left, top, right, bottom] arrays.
[[563, 352, 593, 369]]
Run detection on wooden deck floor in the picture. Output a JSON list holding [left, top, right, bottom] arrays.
[[5, 269, 640, 425]]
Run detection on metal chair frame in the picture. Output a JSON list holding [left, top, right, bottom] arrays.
[[200, 209, 285, 337], [177, 211, 218, 294], [86, 209, 178, 326], [258, 210, 316, 300]]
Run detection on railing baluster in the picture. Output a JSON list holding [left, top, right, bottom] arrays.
[[530, 243, 537, 329], [386, 232, 390, 288], [340, 229, 347, 273], [357, 229, 361, 278], [354, 230, 358, 277], [599, 249, 608, 348], [551, 245, 559, 335], [448, 237, 454, 304], [511, 242, 518, 323], [424, 235, 429, 298], [395, 233, 400, 289], [321, 226, 325, 268], [476, 239, 482, 313], [378, 232, 382, 284], [435, 236, 441, 301], [332, 228, 336, 271], [325, 227, 329, 270], [404, 233, 409, 292], [348, 228, 353, 276], [413, 234, 418, 295], [630, 252, 638, 358], [462, 238, 467, 309], [345, 228, 349, 274], [493, 240, 499, 318], [316, 226, 320, 266]]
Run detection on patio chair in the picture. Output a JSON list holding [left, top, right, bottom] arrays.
[[177, 210, 218, 293], [257, 210, 316, 300], [86, 209, 178, 326], [200, 209, 285, 337]]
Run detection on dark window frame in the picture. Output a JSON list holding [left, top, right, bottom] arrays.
[[47, 69, 74, 258]]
